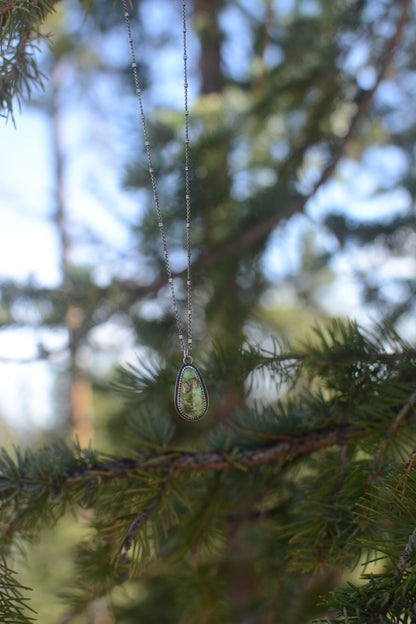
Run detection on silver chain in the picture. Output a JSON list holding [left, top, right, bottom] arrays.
[[122, 0, 193, 360]]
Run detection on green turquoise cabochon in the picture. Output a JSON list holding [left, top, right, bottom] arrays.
[[174, 363, 209, 421]]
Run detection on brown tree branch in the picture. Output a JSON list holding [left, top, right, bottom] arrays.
[[0, 425, 363, 504], [61, 424, 360, 487]]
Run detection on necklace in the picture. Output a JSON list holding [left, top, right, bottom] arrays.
[[122, 0, 209, 421]]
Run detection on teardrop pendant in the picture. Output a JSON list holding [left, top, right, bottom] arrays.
[[174, 362, 209, 421]]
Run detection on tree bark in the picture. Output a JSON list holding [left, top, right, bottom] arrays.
[[193, 0, 224, 94]]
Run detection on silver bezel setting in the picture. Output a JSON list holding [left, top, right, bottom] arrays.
[[174, 363, 209, 422]]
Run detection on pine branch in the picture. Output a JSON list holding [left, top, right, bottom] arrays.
[[121, 481, 167, 561], [0, 1, 21, 18], [0, 425, 361, 506], [0, 0, 59, 119], [0, 556, 35, 623], [0, 320, 413, 620], [373, 390, 416, 469], [315, 449, 416, 623]]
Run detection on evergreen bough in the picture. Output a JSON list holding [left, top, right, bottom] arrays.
[[0, 0, 60, 120], [0, 320, 415, 622]]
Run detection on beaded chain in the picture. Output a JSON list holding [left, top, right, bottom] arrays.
[[121, 0, 209, 421], [122, 0, 193, 361]]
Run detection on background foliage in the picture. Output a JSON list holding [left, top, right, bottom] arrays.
[[0, 0, 415, 622]]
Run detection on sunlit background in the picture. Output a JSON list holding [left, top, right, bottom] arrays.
[[0, 0, 415, 432]]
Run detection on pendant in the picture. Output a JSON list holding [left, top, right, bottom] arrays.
[[174, 361, 209, 421]]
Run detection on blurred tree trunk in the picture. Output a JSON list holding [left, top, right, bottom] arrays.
[[51, 60, 94, 447], [194, 0, 224, 94]]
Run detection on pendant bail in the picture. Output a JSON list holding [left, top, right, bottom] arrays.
[[183, 349, 193, 365]]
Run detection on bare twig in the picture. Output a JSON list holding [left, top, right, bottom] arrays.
[[121, 482, 167, 561], [397, 527, 416, 575]]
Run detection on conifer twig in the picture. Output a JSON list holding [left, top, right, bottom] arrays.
[[0, 1, 20, 17], [62, 424, 360, 487], [363, 527, 416, 623], [369, 389, 416, 487], [397, 526, 416, 576], [121, 477, 169, 561], [0, 425, 364, 504], [0, 2, 38, 113]]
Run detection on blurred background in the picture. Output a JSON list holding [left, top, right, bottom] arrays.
[[0, 0, 415, 621]]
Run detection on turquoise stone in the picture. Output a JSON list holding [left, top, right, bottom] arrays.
[[174, 364, 209, 421]]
